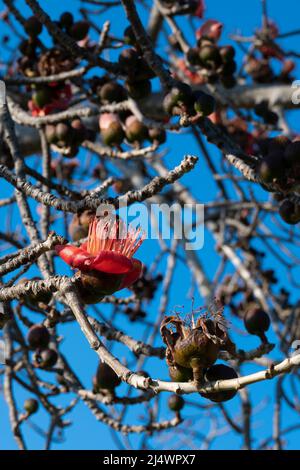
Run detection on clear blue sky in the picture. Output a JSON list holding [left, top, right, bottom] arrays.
[[0, 0, 300, 450]]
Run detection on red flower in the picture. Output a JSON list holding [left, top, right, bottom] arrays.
[[28, 84, 72, 117], [56, 216, 145, 295]]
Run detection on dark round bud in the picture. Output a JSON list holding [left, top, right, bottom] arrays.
[[19, 39, 37, 58], [27, 324, 50, 350], [125, 116, 148, 143], [148, 127, 166, 145], [59, 12, 74, 29], [45, 124, 57, 144], [187, 47, 201, 66], [220, 74, 236, 89], [199, 44, 221, 66], [258, 152, 285, 183], [123, 25, 136, 46], [99, 113, 125, 146], [135, 58, 156, 81], [264, 110, 279, 125], [94, 362, 121, 391], [220, 45, 235, 62], [56, 122, 71, 144], [244, 308, 270, 337], [126, 79, 151, 100], [118, 48, 139, 70], [221, 59, 237, 75], [70, 118, 86, 144], [169, 364, 193, 382], [25, 16, 43, 37], [99, 82, 126, 103], [201, 364, 238, 403], [70, 21, 89, 41], [193, 90, 215, 116], [35, 348, 58, 369], [269, 136, 291, 153], [163, 83, 193, 115], [284, 141, 300, 165], [24, 398, 39, 415], [168, 394, 185, 412], [279, 199, 300, 225]]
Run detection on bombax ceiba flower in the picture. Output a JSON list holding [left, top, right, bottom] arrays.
[[161, 305, 236, 384], [56, 216, 145, 303]]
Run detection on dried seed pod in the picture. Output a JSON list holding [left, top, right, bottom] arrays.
[[161, 308, 236, 384]]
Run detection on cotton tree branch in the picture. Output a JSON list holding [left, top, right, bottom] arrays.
[[120, 0, 173, 90], [62, 280, 300, 397], [0, 155, 198, 212], [0, 232, 66, 277], [88, 316, 165, 358], [24, 0, 120, 75]]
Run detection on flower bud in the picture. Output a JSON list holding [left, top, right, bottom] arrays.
[[27, 324, 50, 350]]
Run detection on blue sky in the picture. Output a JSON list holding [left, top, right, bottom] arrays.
[[0, 0, 300, 450]]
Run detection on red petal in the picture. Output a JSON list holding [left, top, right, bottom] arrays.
[[91, 251, 133, 274], [55, 245, 94, 270], [120, 259, 143, 289]]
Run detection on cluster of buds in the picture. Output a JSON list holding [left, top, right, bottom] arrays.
[[160, 304, 236, 387], [131, 267, 163, 301], [256, 136, 300, 224], [184, 20, 236, 88], [245, 20, 295, 85], [160, 0, 205, 17], [27, 324, 58, 369], [163, 81, 215, 118], [45, 119, 92, 157], [119, 27, 156, 100], [17, 12, 90, 117], [99, 112, 166, 148], [216, 279, 272, 344]]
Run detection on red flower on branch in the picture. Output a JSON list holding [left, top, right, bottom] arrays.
[[55, 216, 145, 298]]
